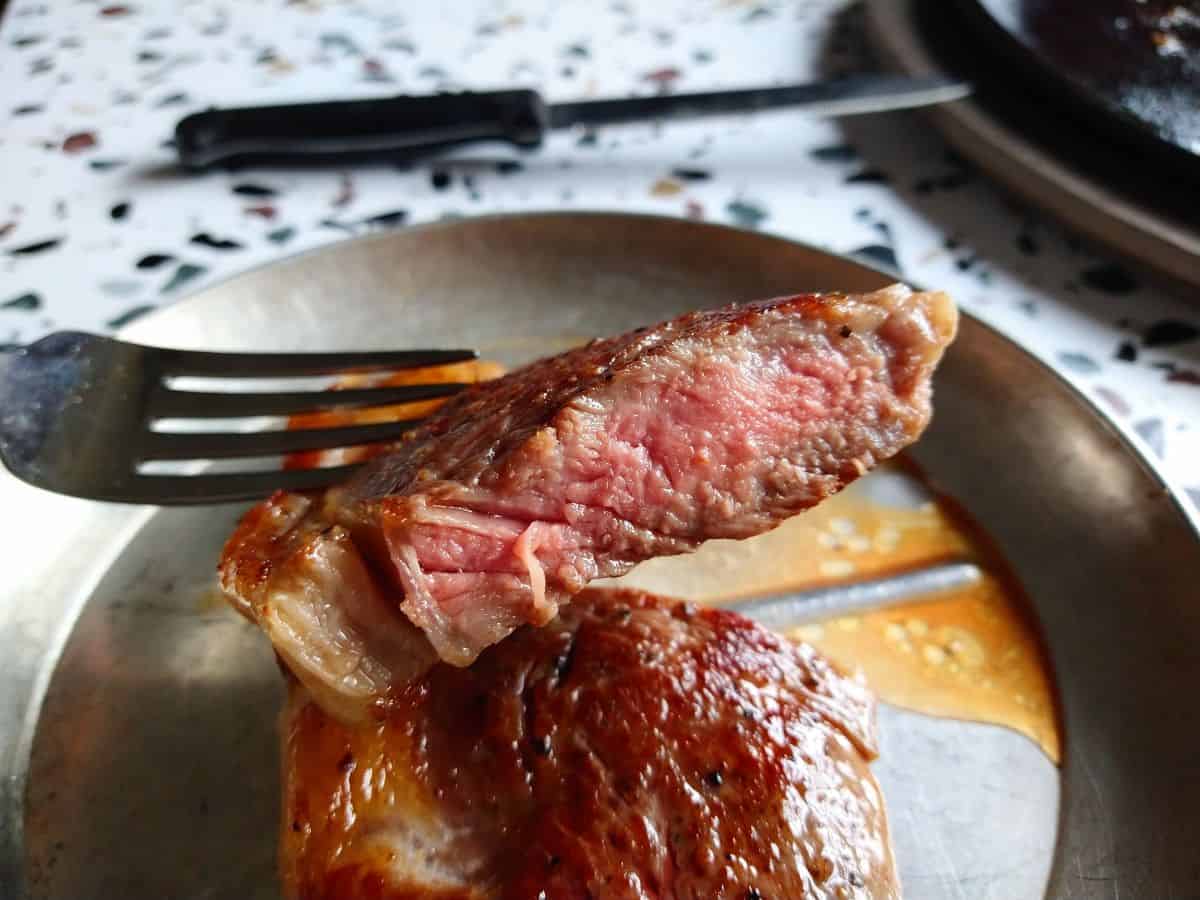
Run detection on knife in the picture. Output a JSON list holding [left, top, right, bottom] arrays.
[[175, 75, 969, 169]]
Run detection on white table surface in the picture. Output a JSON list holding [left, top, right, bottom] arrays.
[[1, 0, 1197, 504]]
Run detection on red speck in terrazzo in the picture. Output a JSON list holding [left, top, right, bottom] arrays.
[[642, 67, 681, 89], [62, 132, 97, 154]]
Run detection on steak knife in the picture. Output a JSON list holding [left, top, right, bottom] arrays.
[[175, 75, 969, 169]]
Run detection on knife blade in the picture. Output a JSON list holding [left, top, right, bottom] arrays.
[[176, 75, 969, 169]]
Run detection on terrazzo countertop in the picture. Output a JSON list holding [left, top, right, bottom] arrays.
[[1, 0, 1197, 505]]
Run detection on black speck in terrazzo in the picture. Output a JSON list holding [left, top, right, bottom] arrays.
[[463, 174, 481, 202], [12, 103, 44, 116], [136, 252, 174, 270], [144, 26, 171, 40], [943, 236, 959, 250], [1115, 341, 1138, 362], [576, 127, 598, 148], [560, 65, 576, 78], [431, 169, 452, 190], [266, 226, 295, 245], [112, 89, 138, 105], [809, 144, 857, 163], [1081, 262, 1138, 295], [743, 5, 774, 22], [160, 263, 207, 294], [854, 207, 871, 222], [232, 183, 277, 197], [954, 255, 977, 272], [106, 305, 156, 329], [671, 167, 711, 181], [2, 292, 41, 311], [563, 42, 590, 59], [154, 91, 188, 108], [652, 27, 674, 45], [1143, 319, 1199, 347], [8, 237, 62, 256], [29, 56, 52, 75], [99, 279, 141, 297], [872, 221, 893, 243], [88, 158, 127, 171], [1133, 418, 1165, 457], [1057, 351, 1101, 375], [363, 210, 408, 229], [255, 48, 278, 65], [382, 37, 415, 54], [190, 232, 243, 251], [845, 169, 889, 185], [1016, 231, 1039, 255], [418, 64, 448, 79], [109, 202, 131, 221], [1017, 299, 1038, 317], [726, 199, 768, 230], [11, 35, 45, 48], [852, 244, 899, 271], [320, 32, 362, 56], [692, 48, 714, 64], [319, 218, 355, 234], [136, 50, 164, 64]]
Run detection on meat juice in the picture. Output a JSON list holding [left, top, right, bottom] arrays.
[[612, 463, 1062, 764]]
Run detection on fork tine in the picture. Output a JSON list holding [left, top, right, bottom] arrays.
[[142, 419, 424, 460], [155, 346, 477, 377], [150, 382, 468, 418], [123, 465, 361, 504]]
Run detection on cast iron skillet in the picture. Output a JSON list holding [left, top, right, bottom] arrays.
[[951, 0, 1200, 187]]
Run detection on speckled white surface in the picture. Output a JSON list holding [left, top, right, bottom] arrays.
[[1, 0, 1197, 503]]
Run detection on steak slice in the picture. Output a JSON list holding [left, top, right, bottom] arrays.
[[221, 284, 956, 710], [280, 587, 900, 899]]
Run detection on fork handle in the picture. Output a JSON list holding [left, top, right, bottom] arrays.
[[175, 90, 548, 169]]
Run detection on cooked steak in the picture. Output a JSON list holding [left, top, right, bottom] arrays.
[[280, 588, 899, 899], [221, 284, 956, 713]]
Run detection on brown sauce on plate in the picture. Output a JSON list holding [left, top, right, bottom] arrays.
[[613, 464, 1062, 764]]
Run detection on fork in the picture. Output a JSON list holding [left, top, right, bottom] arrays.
[[0, 331, 476, 505]]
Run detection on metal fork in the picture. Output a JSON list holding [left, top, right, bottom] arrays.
[[0, 331, 475, 505]]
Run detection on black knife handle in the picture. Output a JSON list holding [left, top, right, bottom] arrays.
[[175, 89, 548, 169]]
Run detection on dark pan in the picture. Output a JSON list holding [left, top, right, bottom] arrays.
[[952, 0, 1200, 186]]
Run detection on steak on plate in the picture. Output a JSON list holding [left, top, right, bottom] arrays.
[[220, 284, 956, 716], [280, 588, 900, 899]]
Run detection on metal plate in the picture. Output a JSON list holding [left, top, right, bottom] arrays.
[[1, 212, 1198, 898]]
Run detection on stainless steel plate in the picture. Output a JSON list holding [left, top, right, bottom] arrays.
[[2, 213, 1197, 899]]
